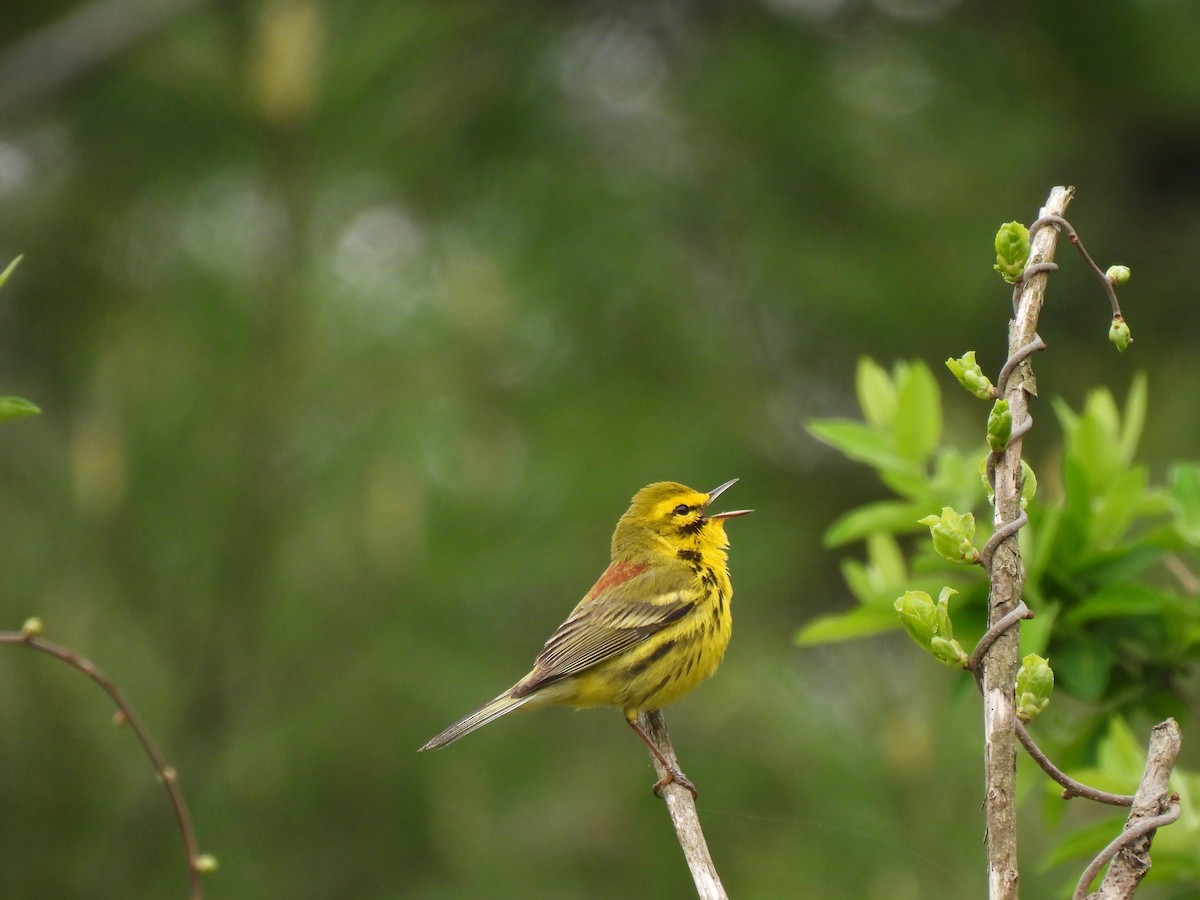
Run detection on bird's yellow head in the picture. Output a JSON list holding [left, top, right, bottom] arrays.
[[612, 479, 752, 562]]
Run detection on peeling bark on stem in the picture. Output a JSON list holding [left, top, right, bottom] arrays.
[[983, 185, 1074, 900], [636, 710, 727, 900]]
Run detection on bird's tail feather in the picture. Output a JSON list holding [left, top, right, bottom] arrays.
[[419, 690, 533, 751]]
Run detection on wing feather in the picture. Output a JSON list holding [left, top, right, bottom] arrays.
[[511, 580, 696, 697]]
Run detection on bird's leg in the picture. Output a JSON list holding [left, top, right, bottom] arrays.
[[625, 713, 698, 800]]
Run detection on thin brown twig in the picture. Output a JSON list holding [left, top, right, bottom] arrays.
[[996, 337, 1047, 394], [965, 610, 1135, 808], [1011, 263, 1059, 313], [636, 710, 727, 900], [1162, 554, 1200, 596], [1030, 214, 1125, 319], [1015, 723, 1134, 807], [967, 601, 1033, 676], [1076, 799, 1181, 900], [979, 510, 1029, 575], [0, 622, 209, 898]]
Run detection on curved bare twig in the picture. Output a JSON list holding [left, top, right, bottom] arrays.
[[0, 622, 210, 898]]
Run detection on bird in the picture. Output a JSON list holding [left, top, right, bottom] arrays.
[[419, 478, 751, 797]]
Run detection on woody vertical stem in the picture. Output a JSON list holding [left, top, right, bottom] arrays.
[[983, 185, 1073, 899]]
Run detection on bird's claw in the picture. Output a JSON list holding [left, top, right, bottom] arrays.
[[652, 768, 697, 800]]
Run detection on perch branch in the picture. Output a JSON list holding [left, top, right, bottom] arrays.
[[635, 710, 727, 900]]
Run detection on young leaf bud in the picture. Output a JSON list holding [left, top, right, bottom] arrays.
[[993, 222, 1031, 284], [21, 617, 43, 637], [930, 635, 969, 669], [987, 399, 1012, 452], [918, 508, 981, 565], [894, 590, 940, 651], [1109, 314, 1132, 352], [1016, 653, 1054, 722], [1019, 459, 1037, 508], [946, 351, 996, 400]]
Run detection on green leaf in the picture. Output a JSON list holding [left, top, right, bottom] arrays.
[[1042, 815, 1126, 868], [1117, 372, 1147, 466], [1025, 504, 1062, 587], [893, 361, 941, 462], [840, 558, 878, 605], [1096, 715, 1146, 781], [795, 604, 902, 644], [823, 500, 931, 546], [1169, 462, 1200, 545], [1052, 640, 1116, 702], [0, 254, 22, 290], [0, 396, 41, 423], [867, 532, 907, 586], [1062, 583, 1166, 625], [807, 419, 912, 475], [1089, 465, 1148, 549], [1018, 600, 1058, 657], [837, 534, 911, 605], [1057, 453, 1094, 561], [855, 357, 896, 428], [878, 467, 933, 501]]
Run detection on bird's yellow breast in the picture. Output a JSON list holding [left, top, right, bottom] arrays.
[[565, 558, 733, 714]]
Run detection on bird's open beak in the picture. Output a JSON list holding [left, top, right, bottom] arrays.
[[704, 478, 753, 521]]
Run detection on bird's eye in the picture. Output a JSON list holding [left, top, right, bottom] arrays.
[[672, 504, 692, 516]]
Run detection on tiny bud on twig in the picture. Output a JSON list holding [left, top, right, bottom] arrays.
[[193, 854, 219, 874], [1109, 313, 1132, 352], [1015, 654, 1054, 722]]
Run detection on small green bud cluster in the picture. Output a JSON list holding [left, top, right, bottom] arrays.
[[987, 399, 1012, 452], [993, 222, 1031, 283], [946, 351, 996, 400], [919, 507, 981, 565], [894, 587, 969, 668], [1016, 653, 1054, 722]]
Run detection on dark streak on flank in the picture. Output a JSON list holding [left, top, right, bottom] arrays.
[[677, 548, 702, 564], [627, 638, 678, 676]]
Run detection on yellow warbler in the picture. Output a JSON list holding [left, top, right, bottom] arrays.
[[420, 479, 751, 796]]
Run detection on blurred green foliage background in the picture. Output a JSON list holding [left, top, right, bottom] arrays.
[[1, 1, 1198, 897]]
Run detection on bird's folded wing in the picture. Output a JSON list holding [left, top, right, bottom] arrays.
[[512, 593, 696, 696]]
